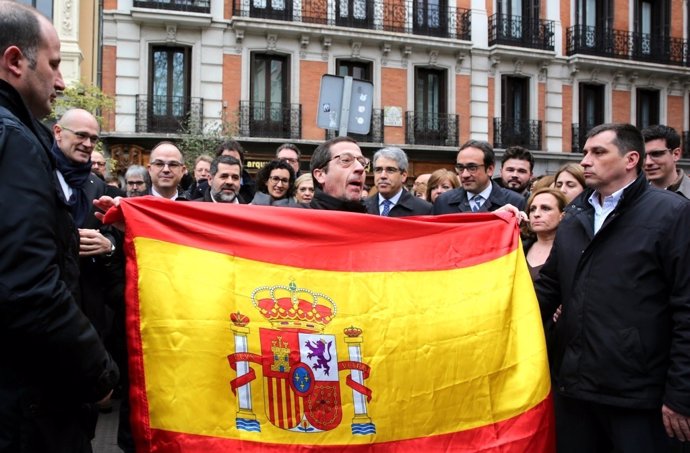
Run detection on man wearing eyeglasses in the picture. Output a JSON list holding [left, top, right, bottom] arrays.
[[147, 141, 189, 200], [641, 125, 690, 198], [309, 136, 369, 212], [91, 150, 107, 178], [432, 140, 526, 214], [364, 147, 432, 217], [276, 142, 302, 177]]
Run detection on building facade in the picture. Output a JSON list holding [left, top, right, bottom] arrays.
[[100, 0, 690, 177]]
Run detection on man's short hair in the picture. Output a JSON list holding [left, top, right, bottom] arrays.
[[501, 145, 534, 171], [195, 154, 213, 167], [210, 155, 242, 177], [641, 124, 681, 150], [125, 165, 148, 182], [373, 147, 409, 173], [587, 123, 645, 173], [310, 136, 359, 190], [458, 139, 495, 168], [216, 140, 245, 162], [0, 2, 41, 69], [150, 140, 184, 159], [276, 143, 301, 158]]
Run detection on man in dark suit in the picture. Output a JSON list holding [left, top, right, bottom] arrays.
[[364, 146, 432, 217], [433, 140, 526, 214], [194, 155, 245, 204]]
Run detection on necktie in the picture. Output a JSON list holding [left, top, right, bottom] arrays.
[[381, 199, 392, 216], [472, 194, 484, 212]]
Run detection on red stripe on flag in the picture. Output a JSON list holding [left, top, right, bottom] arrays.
[[267, 377, 276, 427], [106, 197, 519, 272], [275, 377, 285, 429], [283, 379, 293, 428], [143, 395, 555, 453]]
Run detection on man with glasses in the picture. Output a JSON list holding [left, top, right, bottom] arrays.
[[364, 147, 432, 217], [642, 125, 690, 198], [309, 136, 369, 211], [276, 142, 302, 177], [147, 141, 189, 200], [124, 165, 149, 197], [433, 140, 526, 214], [91, 150, 107, 179]]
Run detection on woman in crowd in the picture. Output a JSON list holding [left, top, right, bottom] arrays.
[[426, 168, 460, 203], [523, 188, 567, 282], [251, 159, 296, 206], [293, 174, 315, 204], [553, 163, 585, 203]]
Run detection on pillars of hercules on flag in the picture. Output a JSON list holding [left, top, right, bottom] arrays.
[[230, 313, 261, 432], [344, 326, 376, 434]]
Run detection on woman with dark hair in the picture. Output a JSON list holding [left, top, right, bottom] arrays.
[[523, 187, 567, 282], [250, 159, 296, 206]]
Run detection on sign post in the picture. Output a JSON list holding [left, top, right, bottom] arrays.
[[317, 75, 373, 136]]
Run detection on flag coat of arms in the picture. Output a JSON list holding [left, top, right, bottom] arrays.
[[105, 197, 555, 452]]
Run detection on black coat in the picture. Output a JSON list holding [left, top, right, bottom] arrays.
[[432, 180, 526, 214], [536, 175, 690, 413], [364, 189, 432, 217], [0, 80, 118, 452], [307, 189, 367, 212]]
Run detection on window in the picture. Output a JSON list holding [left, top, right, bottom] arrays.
[[576, 0, 612, 47], [17, 0, 52, 19], [336, 0, 372, 28], [412, 67, 448, 144], [336, 60, 372, 81], [496, 0, 539, 39], [250, 53, 290, 137], [414, 0, 446, 36], [635, 0, 668, 56], [250, 0, 292, 21], [499, 75, 531, 147], [579, 83, 605, 131], [148, 46, 191, 132], [637, 89, 659, 128]]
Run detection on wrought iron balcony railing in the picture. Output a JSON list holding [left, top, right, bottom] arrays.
[[405, 112, 458, 147], [133, 0, 211, 13], [683, 131, 690, 158], [238, 101, 301, 139], [325, 109, 384, 143], [567, 25, 688, 66], [233, 0, 471, 41], [571, 123, 596, 153], [135, 95, 204, 133], [488, 14, 554, 50], [493, 118, 542, 150]]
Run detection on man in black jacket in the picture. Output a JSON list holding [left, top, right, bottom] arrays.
[[536, 123, 690, 452], [364, 146, 432, 217], [0, 4, 118, 452], [194, 155, 244, 204], [432, 140, 526, 214]]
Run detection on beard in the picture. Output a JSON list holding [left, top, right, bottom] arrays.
[[127, 189, 147, 197], [212, 187, 237, 203]]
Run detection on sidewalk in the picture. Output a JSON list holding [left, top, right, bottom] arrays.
[[92, 399, 123, 453]]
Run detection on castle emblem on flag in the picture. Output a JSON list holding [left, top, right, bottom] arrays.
[[227, 281, 375, 435]]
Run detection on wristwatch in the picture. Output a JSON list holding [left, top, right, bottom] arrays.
[[104, 241, 116, 257]]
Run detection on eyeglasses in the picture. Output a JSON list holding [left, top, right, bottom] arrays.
[[373, 166, 401, 174], [60, 126, 100, 145], [280, 157, 299, 164], [455, 163, 485, 174], [329, 153, 370, 169], [126, 180, 146, 186], [150, 160, 184, 170], [646, 149, 672, 160], [92, 161, 106, 167], [269, 175, 290, 185]]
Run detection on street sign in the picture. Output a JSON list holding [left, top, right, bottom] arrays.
[[317, 75, 373, 136]]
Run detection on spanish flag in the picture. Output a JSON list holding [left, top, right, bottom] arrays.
[[105, 197, 554, 452]]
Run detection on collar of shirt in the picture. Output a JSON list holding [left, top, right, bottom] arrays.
[[379, 188, 404, 209], [55, 169, 73, 200], [151, 186, 180, 200], [466, 183, 493, 203], [588, 180, 635, 233]]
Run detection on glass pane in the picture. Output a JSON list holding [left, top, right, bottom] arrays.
[[428, 73, 439, 128], [253, 0, 267, 8], [272, 0, 285, 10], [339, 0, 349, 16], [428, 0, 440, 28], [354, 0, 366, 19], [270, 60, 283, 121], [153, 51, 168, 116], [171, 51, 185, 116], [252, 60, 266, 121]]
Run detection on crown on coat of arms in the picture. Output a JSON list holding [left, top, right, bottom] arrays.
[[251, 281, 337, 332]]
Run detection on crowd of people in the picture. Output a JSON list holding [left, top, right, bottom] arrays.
[[2, 2, 690, 453]]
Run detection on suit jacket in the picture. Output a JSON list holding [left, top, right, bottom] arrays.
[[364, 189, 432, 217], [432, 180, 526, 214]]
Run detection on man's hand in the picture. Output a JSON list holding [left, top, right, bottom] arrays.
[[662, 404, 690, 441], [78, 229, 113, 257], [94, 196, 124, 230], [495, 204, 528, 224]]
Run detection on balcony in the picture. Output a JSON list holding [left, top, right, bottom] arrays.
[[133, 0, 211, 13], [571, 123, 595, 153], [567, 25, 687, 66], [232, 0, 471, 41], [488, 14, 554, 51], [493, 118, 542, 150], [683, 132, 690, 158], [238, 101, 301, 139], [405, 112, 458, 147], [325, 109, 384, 143], [135, 95, 203, 134]]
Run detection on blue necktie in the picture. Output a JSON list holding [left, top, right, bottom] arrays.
[[472, 194, 484, 212], [381, 199, 392, 216]]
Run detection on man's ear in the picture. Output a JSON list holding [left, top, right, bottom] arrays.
[[313, 168, 327, 186], [626, 151, 640, 171], [2, 46, 25, 78]]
